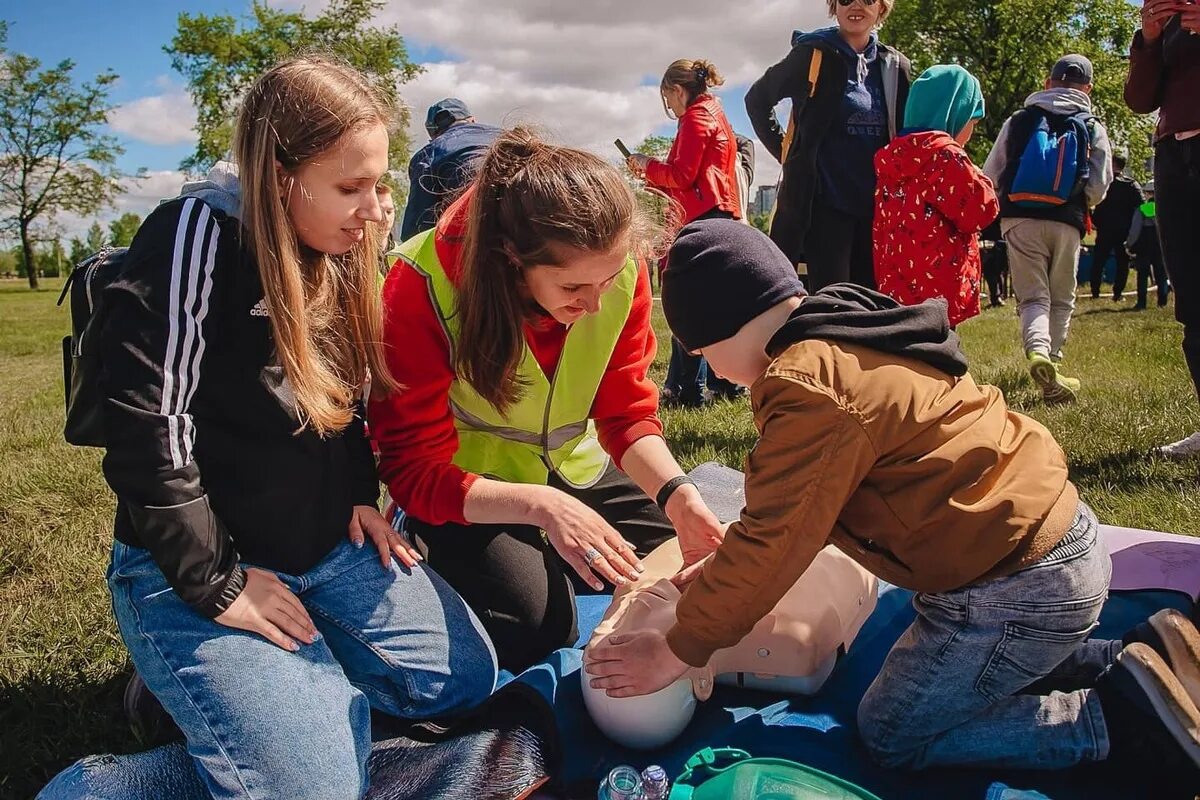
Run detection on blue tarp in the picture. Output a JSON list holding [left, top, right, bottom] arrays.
[[510, 586, 1198, 799]]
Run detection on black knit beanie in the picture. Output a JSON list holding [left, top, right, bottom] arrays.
[[662, 218, 806, 351]]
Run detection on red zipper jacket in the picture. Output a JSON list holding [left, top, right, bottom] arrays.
[[873, 131, 998, 327], [644, 94, 743, 224], [367, 191, 664, 526]]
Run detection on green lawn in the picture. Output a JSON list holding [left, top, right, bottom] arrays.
[[1, 277, 1198, 796]]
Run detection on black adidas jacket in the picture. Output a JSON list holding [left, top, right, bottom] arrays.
[[100, 197, 380, 617]]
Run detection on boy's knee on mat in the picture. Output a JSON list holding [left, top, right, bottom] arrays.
[[856, 698, 927, 770]]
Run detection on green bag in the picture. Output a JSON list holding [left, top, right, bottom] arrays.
[[668, 747, 882, 800]]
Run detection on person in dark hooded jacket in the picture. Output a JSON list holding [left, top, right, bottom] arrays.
[[745, 0, 910, 290], [586, 218, 1200, 780], [873, 65, 998, 326]]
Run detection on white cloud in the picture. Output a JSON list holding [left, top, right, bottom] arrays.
[[109, 89, 198, 146], [272, 0, 831, 190]]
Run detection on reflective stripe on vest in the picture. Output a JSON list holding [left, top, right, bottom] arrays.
[[397, 229, 636, 488]]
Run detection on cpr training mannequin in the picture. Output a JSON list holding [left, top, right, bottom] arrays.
[[582, 538, 876, 749]]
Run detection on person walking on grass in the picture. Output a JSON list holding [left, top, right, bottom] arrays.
[[984, 54, 1113, 404], [873, 64, 998, 327], [1126, 0, 1200, 459], [1089, 153, 1143, 301], [1126, 181, 1170, 310], [51, 57, 498, 800]]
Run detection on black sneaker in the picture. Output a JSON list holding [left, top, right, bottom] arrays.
[[1095, 643, 1200, 770], [124, 672, 183, 746], [1124, 609, 1200, 709]]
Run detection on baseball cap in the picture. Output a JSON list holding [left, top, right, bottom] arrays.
[[425, 98, 472, 138], [1050, 54, 1093, 85]]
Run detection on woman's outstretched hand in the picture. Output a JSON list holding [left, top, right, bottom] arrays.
[[533, 486, 645, 591]]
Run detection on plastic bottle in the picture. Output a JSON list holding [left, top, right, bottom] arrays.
[[640, 765, 670, 799], [597, 765, 643, 800]]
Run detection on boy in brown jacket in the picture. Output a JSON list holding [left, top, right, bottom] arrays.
[[585, 218, 1200, 774]]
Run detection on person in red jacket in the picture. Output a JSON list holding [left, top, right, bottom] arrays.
[[369, 128, 725, 672], [629, 59, 744, 406], [874, 64, 998, 327]]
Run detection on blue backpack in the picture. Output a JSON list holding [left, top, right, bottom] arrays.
[[1006, 108, 1093, 209]]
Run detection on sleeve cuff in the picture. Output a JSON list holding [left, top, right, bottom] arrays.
[[196, 563, 247, 618], [665, 623, 721, 668]]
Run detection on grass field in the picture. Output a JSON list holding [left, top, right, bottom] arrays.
[[2, 277, 1198, 797]]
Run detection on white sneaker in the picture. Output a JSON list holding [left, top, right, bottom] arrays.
[[1157, 432, 1200, 460]]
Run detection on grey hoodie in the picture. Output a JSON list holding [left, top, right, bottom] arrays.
[[983, 88, 1113, 209], [176, 160, 242, 219]]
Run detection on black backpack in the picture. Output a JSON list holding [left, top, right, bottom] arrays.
[[57, 246, 128, 447]]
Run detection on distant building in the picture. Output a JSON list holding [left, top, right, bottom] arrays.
[[751, 184, 778, 218]]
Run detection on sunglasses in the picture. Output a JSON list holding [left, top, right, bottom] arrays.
[[837, 0, 878, 5]]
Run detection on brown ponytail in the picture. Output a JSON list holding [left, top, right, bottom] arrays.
[[455, 127, 659, 412], [660, 59, 726, 106]]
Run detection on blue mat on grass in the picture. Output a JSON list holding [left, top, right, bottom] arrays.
[[508, 585, 1198, 799]]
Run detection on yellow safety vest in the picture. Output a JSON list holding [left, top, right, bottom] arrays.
[[397, 229, 637, 488]]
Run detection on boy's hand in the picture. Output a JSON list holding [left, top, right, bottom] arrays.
[[585, 629, 689, 697], [665, 485, 726, 566], [671, 553, 713, 589]]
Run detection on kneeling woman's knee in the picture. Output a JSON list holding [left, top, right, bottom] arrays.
[[409, 626, 498, 717]]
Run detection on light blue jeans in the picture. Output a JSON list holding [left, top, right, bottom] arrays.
[[857, 502, 1118, 770], [42, 539, 497, 800]]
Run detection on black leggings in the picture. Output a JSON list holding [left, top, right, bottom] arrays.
[[407, 465, 674, 673]]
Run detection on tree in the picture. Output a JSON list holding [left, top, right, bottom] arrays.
[[85, 221, 107, 252], [108, 212, 142, 247], [68, 236, 90, 266], [167, 0, 423, 181], [882, 0, 1154, 176], [0, 23, 125, 289]]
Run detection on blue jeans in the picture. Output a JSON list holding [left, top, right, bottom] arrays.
[[79, 540, 497, 800], [857, 502, 1118, 770]]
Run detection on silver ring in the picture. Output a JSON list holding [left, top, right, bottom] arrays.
[[583, 547, 602, 565]]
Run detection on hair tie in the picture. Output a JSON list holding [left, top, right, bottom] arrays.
[[694, 66, 709, 82]]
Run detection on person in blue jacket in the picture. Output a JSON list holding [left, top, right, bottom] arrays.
[[400, 98, 501, 241]]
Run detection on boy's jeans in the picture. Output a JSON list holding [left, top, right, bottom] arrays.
[[103, 539, 497, 800], [858, 502, 1118, 770]]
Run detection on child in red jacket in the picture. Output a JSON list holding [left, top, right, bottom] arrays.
[[873, 65, 998, 326]]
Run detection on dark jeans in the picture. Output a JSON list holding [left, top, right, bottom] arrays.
[[982, 241, 1009, 304], [665, 337, 708, 405], [1090, 232, 1132, 299], [804, 204, 876, 292], [407, 465, 674, 673], [1156, 135, 1200, 404], [1134, 235, 1170, 308]]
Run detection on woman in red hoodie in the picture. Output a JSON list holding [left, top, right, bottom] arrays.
[[369, 128, 724, 672], [629, 59, 743, 406], [873, 65, 998, 327]]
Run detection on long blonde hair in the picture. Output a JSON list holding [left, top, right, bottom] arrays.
[[234, 55, 397, 436]]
